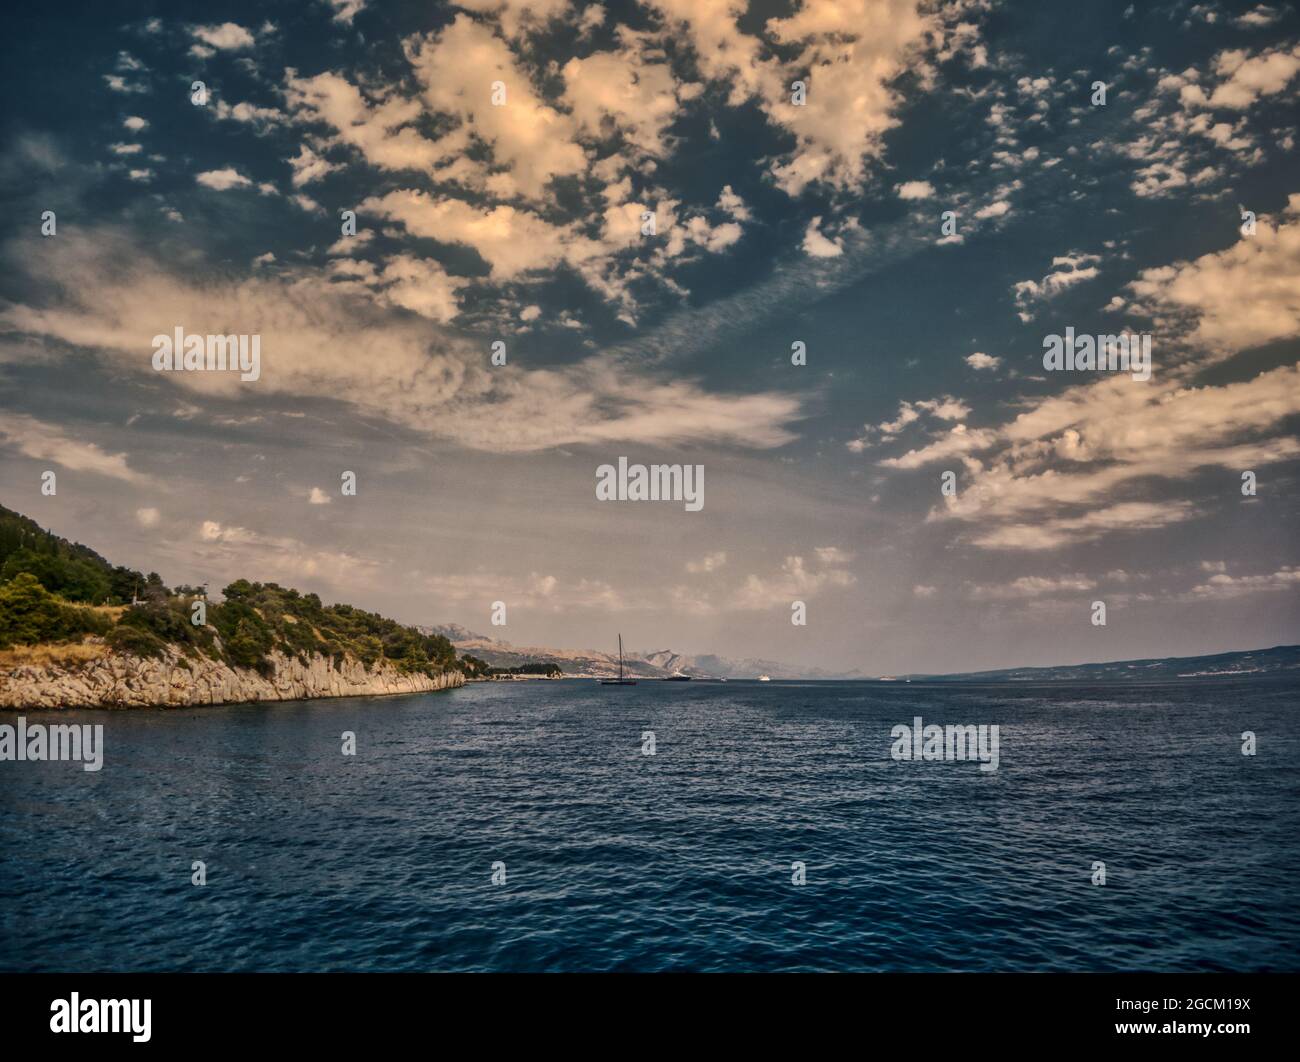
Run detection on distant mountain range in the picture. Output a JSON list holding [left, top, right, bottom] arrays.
[[897, 644, 1300, 682], [420, 626, 859, 679], [423, 627, 1300, 682]]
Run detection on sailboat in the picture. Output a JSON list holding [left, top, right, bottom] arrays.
[[601, 633, 638, 685]]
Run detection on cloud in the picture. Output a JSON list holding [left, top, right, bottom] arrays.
[[1203, 44, 1300, 110], [848, 395, 970, 451], [0, 228, 806, 455], [686, 551, 727, 573], [361, 189, 584, 279], [889, 360, 1300, 546], [136, 507, 160, 527], [802, 217, 843, 258], [123, 116, 148, 132], [423, 568, 624, 612], [215, 100, 285, 128], [288, 144, 337, 187], [104, 75, 148, 95], [562, 30, 682, 160], [198, 520, 379, 589], [733, 551, 856, 610], [1188, 566, 1300, 599], [196, 168, 253, 190], [1128, 195, 1300, 357], [285, 70, 460, 173], [324, 0, 367, 24], [406, 15, 586, 198], [1235, 6, 1281, 29], [965, 351, 1000, 370], [968, 502, 1199, 551], [897, 180, 935, 200], [644, 0, 946, 195], [453, 0, 571, 40], [191, 23, 256, 51], [1012, 253, 1102, 321], [974, 199, 1011, 219], [0, 413, 148, 483], [970, 574, 1096, 599], [308, 487, 331, 505], [873, 198, 1300, 551]]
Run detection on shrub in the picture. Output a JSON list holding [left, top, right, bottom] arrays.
[[0, 549, 112, 604], [0, 573, 111, 648], [106, 624, 168, 659]]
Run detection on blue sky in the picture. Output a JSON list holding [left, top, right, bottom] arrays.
[[1, 0, 1298, 673]]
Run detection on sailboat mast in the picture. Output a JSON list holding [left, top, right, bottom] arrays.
[[618, 633, 623, 681]]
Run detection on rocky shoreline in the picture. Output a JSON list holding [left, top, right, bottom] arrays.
[[0, 647, 465, 710]]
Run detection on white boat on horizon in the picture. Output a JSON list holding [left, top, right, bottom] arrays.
[[758, 674, 771, 682]]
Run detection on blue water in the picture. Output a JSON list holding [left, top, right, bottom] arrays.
[[2, 679, 1298, 971]]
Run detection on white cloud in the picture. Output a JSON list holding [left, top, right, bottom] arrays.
[[1189, 566, 1300, 599], [802, 217, 843, 258], [1235, 6, 1281, 29], [1204, 44, 1300, 110], [289, 143, 338, 186], [285, 70, 460, 173], [198, 520, 379, 589], [406, 15, 586, 198], [325, 0, 367, 24], [897, 180, 935, 200], [965, 351, 1000, 370], [1128, 195, 1300, 356], [970, 574, 1096, 600], [196, 168, 253, 190], [192, 23, 256, 51], [0, 228, 806, 455], [974, 199, 1011, 219], [0, 413, 148, 483], [644, 0, 945, 195], [733, 551, 856, 610], [1012, 252, 1102, 320]]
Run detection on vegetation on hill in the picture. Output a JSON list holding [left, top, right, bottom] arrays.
[[0, 505, 469, 677], [1, 504, 164, 606], [488, 662, 563, 677]]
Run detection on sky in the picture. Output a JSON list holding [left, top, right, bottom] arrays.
[[0, 0, 1298, 675]]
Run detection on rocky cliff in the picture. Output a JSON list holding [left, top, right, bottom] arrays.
[[0, 647, 464, 710]]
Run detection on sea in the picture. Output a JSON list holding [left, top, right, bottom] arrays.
[[2, 678, 1298, 972]]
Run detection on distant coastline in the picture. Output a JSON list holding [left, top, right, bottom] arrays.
[[3, 502, 1296, 710]]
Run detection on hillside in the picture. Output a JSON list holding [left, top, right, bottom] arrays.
[[0, 505, 476, 699]]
